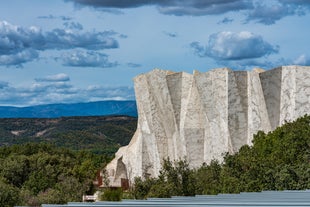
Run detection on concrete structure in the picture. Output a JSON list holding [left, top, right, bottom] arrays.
[[104, 65, 310, 187]]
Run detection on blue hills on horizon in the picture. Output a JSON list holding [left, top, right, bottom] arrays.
[[0, 100, 137, 118]]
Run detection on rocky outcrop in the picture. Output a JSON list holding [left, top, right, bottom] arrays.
[[104, 66, 310, 187]]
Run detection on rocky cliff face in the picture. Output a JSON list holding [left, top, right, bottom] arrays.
[[104, 66, 310, 187]]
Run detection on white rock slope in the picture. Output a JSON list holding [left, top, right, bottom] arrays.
[[104, 66, 310, 187]]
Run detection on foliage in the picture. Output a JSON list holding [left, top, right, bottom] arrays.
[[131, 177, 156, 199], [195, 160, 221, 195], [0, 115, 137, 155], [0, 179, 20, 207], [132, 158, 196, 198], [100, 188, 123, 201], [132, 115, 310, 198], [0, 143, 111, 206]]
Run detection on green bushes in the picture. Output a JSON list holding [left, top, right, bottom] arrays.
[[132, 115, 310, 198], [101, 188, 123, 201], [0, 143, 110, 206], [0, 179, 20, 207], [131, 158, 196, 199]]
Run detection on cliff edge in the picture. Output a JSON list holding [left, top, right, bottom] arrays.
[[104, 65, 310, 187]]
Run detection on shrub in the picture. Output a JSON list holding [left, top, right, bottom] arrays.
[[101, 188, 122, 201]]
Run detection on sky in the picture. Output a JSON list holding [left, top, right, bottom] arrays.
[[0, 0, 309, 106]]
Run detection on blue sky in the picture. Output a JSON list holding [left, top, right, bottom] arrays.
[[0, 0, 309, 106]]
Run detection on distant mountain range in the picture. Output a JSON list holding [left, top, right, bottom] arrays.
[[0, 100, 137, 118]]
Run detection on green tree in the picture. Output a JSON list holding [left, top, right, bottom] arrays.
[[0, 179, 20, 207], [132, 177, 155, 199], [101, 188, 123, 201], [0, 143, 111, 206], [0, 155, 30, 187], [134, 158, 196, 198], [194, 160, 221, 195]]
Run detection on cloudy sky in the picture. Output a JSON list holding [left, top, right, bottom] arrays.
[[0, 0, 309, 106]]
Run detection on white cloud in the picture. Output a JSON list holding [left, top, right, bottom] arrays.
[[86, 85, 135, 100], [0, 49, 39, 67], [43, 29, 118, 50], [68, 0, 252, 16], [35, 73, 70, 82], [0, 79, 134, 106], [245, 1, 305, 25], [191, 31, 279, 61], [67, 0, 310, 24], [61, 50, 118, 68], [0, 21, 119, 66]]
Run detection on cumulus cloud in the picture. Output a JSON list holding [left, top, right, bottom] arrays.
[[0, 21, 44, 55], [0, 49, 39, 67], [66, 0, 310, 24], [61, 50, 118, 68], [0, 79, 134, 106], [43, 29, 118, 50], [282, 0, 310, 6], [191, 31, 279, 61], [35, 73, 70, 82], [0, 82, 76, 106], [66, 0, 163, 8], [86, 85, 135, 101], [158, 0, 252, 16], [63, 22, 83, 30], [0, 21, 119, 66], [67, 0, 252, 16], [245, 1, 306, 25]]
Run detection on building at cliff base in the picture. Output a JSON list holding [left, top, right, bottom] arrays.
[[103, 65, 310, 188]]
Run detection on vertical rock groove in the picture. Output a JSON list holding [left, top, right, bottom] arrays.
[[104, 66, 310, 187]]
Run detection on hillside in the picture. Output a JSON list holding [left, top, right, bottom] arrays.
[[0, 100, 137, 118], [0, 115, 137, 155]]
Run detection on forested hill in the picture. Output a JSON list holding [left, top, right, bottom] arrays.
[[0, 100, 137, 118], [0, 115, 137, 155]]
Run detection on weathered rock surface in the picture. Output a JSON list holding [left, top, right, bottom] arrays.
[[104, 65, 310, 187]]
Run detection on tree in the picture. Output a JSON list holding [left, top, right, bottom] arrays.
[[195, 160, 221, 195], [132, 177, 155, 199], [0, 179, 20, 207], [0, 155, 30, 187], [134, 158, 196, 198], [0, 143, 111, 206]]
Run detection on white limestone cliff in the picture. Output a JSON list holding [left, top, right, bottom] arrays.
[[104, 65, 310, 187]]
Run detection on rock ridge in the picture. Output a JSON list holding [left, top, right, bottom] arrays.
[[104, 65, 310, 187]]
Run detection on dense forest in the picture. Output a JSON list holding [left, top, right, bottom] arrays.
[[0, 116, 137, 155], [0, 115, 309, 206], [0, 115, 137, 206], [131, 115, 310, 199], [0, 143, 111, 206]]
